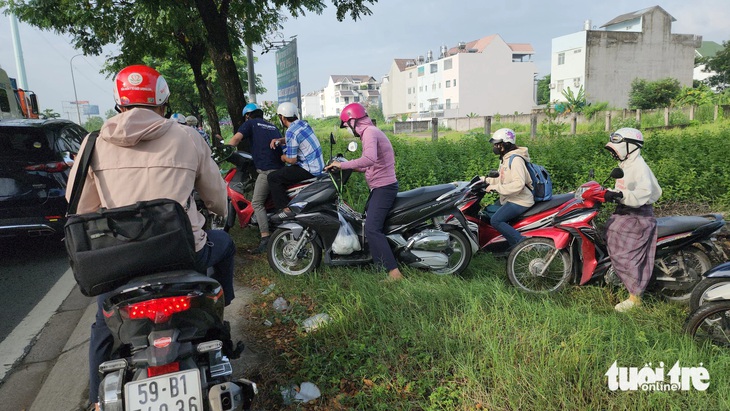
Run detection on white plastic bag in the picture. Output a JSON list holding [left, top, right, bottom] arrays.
[[331, 213, 361, 255]]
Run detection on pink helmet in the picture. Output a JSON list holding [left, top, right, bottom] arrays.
[[113, 65, 170, 107], [339, 103, 368, 128]]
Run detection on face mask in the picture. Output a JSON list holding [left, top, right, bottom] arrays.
[[347, 123, 360, 138], [492, 145, 502, 156]]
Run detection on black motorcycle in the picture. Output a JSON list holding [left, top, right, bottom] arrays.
[[265, 152, 478, 277], [96, 270, 256, 411], [684, 261, 730, 347]]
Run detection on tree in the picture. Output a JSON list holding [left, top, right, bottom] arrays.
[[105, 109, 117, 119], [536, 74, 551, 105], [559, 86, 585, 113], [84, 116, 104, 131], [699, 40, 729, 91], [2, 0, 378, 148], [41, 108, 60, 119], [628, 78, 681, 109], [673, 84, 715, 107]]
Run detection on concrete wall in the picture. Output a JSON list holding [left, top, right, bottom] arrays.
[[585, 10, 701, 108]]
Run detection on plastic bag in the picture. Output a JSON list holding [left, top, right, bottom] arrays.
[[331, 213, 361, 255]]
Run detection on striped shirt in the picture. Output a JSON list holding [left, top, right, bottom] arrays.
[[284, 120, 324, 175]]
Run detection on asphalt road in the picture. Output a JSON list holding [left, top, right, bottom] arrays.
[[0, 236, 70, 341]]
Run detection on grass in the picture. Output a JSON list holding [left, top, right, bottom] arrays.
[[230, 226, 730, 410]]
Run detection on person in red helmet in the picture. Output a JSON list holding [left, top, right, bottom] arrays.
[[325, 103, 403, 281], [66, 65, 234, 410]]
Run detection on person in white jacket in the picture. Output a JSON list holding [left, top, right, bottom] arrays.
[[603, 127, 662, 312]]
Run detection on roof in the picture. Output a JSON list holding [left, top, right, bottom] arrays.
[[600, 5, 676, 28], [696, 41, 724, 58], [394, 58, 418, 72], [330, 75, 375, 84], [443, 34, 534, 56]]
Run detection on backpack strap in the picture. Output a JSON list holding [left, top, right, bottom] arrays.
[[67, 131, 100, 215], [507, 154, 533, 191]]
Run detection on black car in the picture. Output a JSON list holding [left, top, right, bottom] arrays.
[[0, 118, 88, 238]]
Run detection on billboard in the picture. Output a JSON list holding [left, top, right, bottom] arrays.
[[83, 104, 99, 115], [275, 38, 301, 112]]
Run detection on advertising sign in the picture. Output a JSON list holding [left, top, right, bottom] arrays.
[[275, 38, 301, 111]]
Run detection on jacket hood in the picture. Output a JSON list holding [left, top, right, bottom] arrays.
[[354, 117, 375, 136], [505, 146, 530, 162], [99, 107, 174, 147]]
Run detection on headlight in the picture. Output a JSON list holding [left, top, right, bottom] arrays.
[[574, 187, 588, 200]]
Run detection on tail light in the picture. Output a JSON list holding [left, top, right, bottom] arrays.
[[147, 362, 180, 377], [121, 296, 192, 324], [24, 161, 69, 172]]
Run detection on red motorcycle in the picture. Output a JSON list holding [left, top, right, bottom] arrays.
[[208, 147, 314, 232], [454, 175, 575, 254], [505, 168, 726, 302]]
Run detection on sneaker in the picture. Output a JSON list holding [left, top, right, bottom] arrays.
[[251, 237, 269, 254], [614, 299, 640, 312], [271, 208, 295, 223]]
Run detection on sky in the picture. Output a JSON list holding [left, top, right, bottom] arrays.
[[1, 0, 728, 123]]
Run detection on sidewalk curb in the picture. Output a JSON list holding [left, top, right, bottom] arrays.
[[30, 300, 96, 411]]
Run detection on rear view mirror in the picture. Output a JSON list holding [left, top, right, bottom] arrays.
[[347, 141, 358, 152], [610, 167, 624, 179]]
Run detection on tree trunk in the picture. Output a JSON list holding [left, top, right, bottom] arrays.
[[193, 0, 247, 149]]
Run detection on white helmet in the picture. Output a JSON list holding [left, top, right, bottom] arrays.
[[605, 127, 643, 161], [489, 128, 516, 144], [170, 113, 187, 124], [277, 102, 299, 118]]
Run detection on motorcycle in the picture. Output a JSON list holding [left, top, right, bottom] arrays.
[[684, 261, 730, 347], [96, 270, 257, 411], [208, 146, 315, 232], [265, 150, 479, 277], [505, 168, 726, 302], [456, 174, 575, 254]]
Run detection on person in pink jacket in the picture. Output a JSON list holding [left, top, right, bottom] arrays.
[[325, 103, 403, 281], [66, 65, 234, 410]]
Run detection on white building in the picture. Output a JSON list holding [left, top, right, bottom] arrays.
[[550, 6, 701, 108], [694, 41, 724, 89], [380, 34, 537, 120], [301, 90, 323, 119]]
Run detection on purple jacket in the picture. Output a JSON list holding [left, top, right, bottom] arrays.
[[339, 117, 397, 189]]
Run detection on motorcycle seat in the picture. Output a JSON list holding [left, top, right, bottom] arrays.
[[520, 193, 574, 218], [656, 215, 721, 238], [390, 184, 456, 214]]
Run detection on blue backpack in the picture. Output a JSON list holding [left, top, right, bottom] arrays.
[[508, 154, 553, 202]]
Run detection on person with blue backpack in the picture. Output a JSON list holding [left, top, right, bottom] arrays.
[[481, 128, 534, 249]]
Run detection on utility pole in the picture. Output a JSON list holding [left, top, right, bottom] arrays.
[[246, 44, 257, 104], [70, 54, 83, 125]]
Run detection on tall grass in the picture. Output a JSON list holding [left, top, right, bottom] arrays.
[[231, 120, 730, 410]]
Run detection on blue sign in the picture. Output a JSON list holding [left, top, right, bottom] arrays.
[[275, 39, 301, 111]]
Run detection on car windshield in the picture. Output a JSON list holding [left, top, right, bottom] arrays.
[[53, 124, 85, 154]]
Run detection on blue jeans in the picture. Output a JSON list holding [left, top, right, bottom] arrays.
[[88, 229, 235, 404], [490, 201, 529, 247], [365, 182, 399, 271]]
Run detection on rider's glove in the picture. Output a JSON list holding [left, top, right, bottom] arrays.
[[604, 190, 624, 203]]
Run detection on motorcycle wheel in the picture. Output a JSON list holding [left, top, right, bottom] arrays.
[[683, 301, 730, 347], [507, 238, 571, 294], [431, 230, 472, 276], [267, 228, 322, 276], [689, 277, 730, 312], [654, 247, 711, 303]]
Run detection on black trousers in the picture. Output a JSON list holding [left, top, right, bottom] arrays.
[[267, 165, 315, 209]]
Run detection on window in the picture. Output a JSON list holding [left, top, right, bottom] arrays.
[[453, 79, 456, 87], [409, 72, 413, 78], [0, 89, 10, 113], [408, 103, 412, 109], [556, 80, 564, 93], [408, 88, 411, 95], [444, 59, 453, 70], [445, 80, 451, 88], [354, 96, 360, 102], [335, 97, 339, 103], [425, 85, 428, 91], [430, 63, 438, 73], [344, 97, 349, 104], [558, 53, 565, 65], [418, 67, 424, 77], [446, 99, 451, 109], [419, 86, 423, 92], [432, 83, 436, 90]]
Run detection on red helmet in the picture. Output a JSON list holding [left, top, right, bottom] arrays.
[[339, 102, 368, 128], [113, 65, 170, 107]]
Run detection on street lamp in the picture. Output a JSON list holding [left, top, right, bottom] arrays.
[[70, 54, 83, 125]]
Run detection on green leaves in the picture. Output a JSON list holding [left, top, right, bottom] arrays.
[[628, 78, 681, 109]]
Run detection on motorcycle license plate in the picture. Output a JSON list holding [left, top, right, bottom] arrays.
[[124, 369, 202, 411]]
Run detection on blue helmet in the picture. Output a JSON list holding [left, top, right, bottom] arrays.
[[170, 113, 187, 124], [242, 103, 259, 117]]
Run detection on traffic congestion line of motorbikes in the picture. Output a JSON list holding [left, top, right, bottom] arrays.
[[209, 142, 729, 349]]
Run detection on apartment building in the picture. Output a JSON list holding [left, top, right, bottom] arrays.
[[380, 34, 537, 120], [550, 5, 701, 108]]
